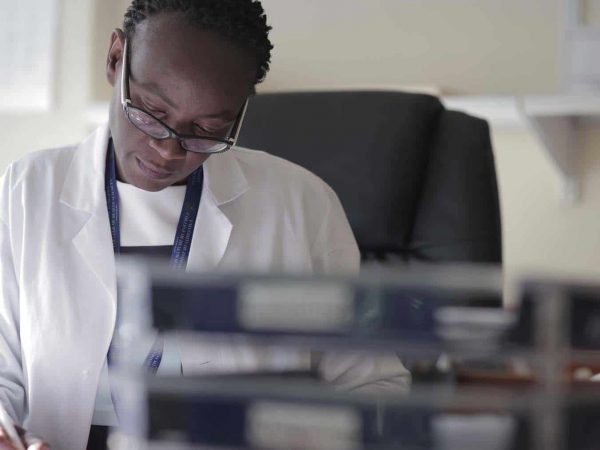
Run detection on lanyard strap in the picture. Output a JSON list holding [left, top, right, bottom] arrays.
[[105, 140, 204, 269], [105, 141, 203, 373]]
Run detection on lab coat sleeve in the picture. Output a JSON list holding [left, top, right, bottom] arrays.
[[0, 166, 27, 423], [311, 185, 411, 393], [317, 351, 411, 394], [310, 184, 361, 274]]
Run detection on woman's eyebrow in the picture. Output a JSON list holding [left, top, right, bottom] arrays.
[[201, 109, 237, 120], [133, 78, 176, 108]]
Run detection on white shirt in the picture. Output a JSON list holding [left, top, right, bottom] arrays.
[[117, 180, 185, 246]]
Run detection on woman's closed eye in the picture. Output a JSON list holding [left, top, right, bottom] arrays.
[[195, 123, 231, 137], [143, 102, 167, 117]]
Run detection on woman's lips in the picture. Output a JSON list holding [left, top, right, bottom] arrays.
[[136, 158, 173, 180]]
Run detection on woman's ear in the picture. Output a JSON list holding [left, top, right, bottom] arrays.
[[106, 29, 126, 87]]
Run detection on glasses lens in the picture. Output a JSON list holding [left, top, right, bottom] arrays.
[[126, 107, 170, 139], [182, 139, 230, 153]]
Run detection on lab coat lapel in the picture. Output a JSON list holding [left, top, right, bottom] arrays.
[[59, 125, 117, 311], [186, 148, 249, 271]]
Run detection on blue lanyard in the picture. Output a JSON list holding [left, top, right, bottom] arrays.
[[105, 141, 203, 373]]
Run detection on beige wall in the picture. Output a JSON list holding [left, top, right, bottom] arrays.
[[87, 0, 565, 99], [259, 0, 562, 95], [4, 0, 600, 299], [91, 0, 130, 103]]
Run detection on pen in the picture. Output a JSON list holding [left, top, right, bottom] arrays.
[[0, 408, 26, 450]]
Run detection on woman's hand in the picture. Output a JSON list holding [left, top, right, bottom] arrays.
[[0, 426, 49, 450]]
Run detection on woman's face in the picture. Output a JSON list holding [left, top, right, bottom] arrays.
[[105, 13, 255, 192]]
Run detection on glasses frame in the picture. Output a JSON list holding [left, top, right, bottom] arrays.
[[120, 38, 249, 154]]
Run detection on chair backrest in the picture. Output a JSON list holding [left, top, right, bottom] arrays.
[[237, 91, 502, 264]]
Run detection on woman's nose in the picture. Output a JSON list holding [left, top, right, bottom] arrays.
[[149, 137, 186, 161]]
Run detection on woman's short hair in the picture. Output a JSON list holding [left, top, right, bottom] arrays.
[[123, 0, 273, 84]]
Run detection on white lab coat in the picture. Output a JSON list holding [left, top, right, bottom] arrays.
[[0, 125, 410, 450]]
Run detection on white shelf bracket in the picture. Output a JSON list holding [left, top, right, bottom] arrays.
[[522, 113, 582, 204]]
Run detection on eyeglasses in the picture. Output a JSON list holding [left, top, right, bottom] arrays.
[[120, 38, 248, 154]]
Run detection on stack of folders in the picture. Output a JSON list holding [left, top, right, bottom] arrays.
[[109, 258, 600, 450]]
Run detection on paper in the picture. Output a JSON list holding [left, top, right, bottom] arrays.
[[239, 281, 354, 332], [247, 402, 361, 450]]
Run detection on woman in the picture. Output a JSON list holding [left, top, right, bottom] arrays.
[[0, 1, 410, 448]]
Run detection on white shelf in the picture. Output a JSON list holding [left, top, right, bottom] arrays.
[[443, 94, 600, 122], [523, 95, 600, 116], [441, 96, 522, 128], [443, 94, 600, 204]]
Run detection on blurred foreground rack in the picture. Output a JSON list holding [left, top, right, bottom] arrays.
[[110, 259, 600, 450]]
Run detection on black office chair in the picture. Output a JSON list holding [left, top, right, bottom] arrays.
[[237, 91, 502, 265]]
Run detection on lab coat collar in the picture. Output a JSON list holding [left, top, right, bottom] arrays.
[[59, 124, 111, 214], [203, 146, 250, 207], [186, 148, 249, 271]]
